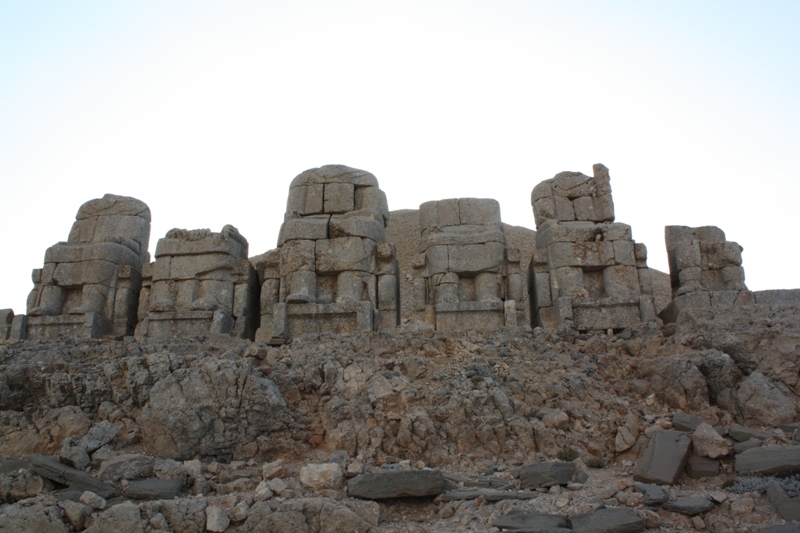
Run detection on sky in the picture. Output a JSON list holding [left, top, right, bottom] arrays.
[[1, 1, 799, 314]]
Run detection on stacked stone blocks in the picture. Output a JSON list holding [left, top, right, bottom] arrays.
[[660, 225, 751, 323], [529, 165, 656, 331], [135, 225, 259, 339], [412, 198, 523, 331], [255, 165, 399, 343], [24, 194, 151, 339]]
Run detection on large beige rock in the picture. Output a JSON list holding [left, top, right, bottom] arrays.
[[299, 463, 344, 490], [692, 423, 729, 458], [85, 501, 144, 533]]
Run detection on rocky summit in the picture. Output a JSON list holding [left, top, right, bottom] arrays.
[[1, 164, 800, 532]]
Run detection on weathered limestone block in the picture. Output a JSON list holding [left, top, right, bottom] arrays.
[[529, 165, 655, 331], [136, 225, 258, 340], [0, 309, 13, 340], [414, 198, 523, 330], [25, 194, 151, 339], [255, 165, 399, 343], [661, 225, 749, 323]]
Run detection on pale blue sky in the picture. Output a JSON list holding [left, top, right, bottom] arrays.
[[2, 1, 799, 314]]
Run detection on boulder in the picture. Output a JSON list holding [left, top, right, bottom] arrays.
[[569, 507, 645, 533], [206, 505, 230, 533], [85, 501, 144, 533], [520, 462, 577, 489], [633, 430, 691, 485], [0, 505, 70, 533], [737, 371, 797, 426], [347, 470, 444, 499], [735, 445, 800, 476], [99, 454, 154, 482], [692, 423, 728, 458], [299, 463, 344, 490]]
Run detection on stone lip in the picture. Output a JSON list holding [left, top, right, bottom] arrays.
[[347, 469, 444, 499]]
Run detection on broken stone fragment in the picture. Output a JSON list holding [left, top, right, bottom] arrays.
[[347, 470, 444, 499], [519, 462, 577, 489], [633, 430, 691, 485]]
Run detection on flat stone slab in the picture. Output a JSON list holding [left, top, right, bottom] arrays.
[[686, 456, 719, 478], [492, 510, 570, 531], [125, 478, 183, 500], [569, 507, 645, 533], [633, 483, 668, 505], [663, 497, 715, 515], [729, 423, 770, 442], [767, 481, 800, 522], [735, 445, 800, 476], [347, 470, 444, 499], [27, 454, 117, 499], [633, 430, 691, 485], [759, 524, 800, 533], [520, 462, 577, 489]]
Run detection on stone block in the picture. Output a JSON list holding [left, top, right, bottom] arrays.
[[613, 241, 635, 266], [634, 483, 668, 505], [572, 196, 596, 221], [531, 181, 553, 202], [533, 197, 556, 227], [448, 242, 504, 273], [601, 223, 632, 242], [125, 478, 183, 500], [551, 267, 584, 299], [519, 462, 576, 489], [316, 237, 376, 273], [686, 457, 719, 478], [278, 216, 329, 245], [571, 299, 641, 331], [533, 272, 552, 308], [593, 194, 614, 221], [354, 186, 389, 222], [459, 198, 501, 225], [536, 221, 600, 248], [291, 164, 379, 187], [347, 470, 444, 499], [547, 241, 615, 270], [323, 182, 355, 213], [434, 301, 506, 331], [735, 445, 800, 476], [569, 508, 644, 533], [554, 196, 575, 221], [633, 430, 691, 485], [638, 267, 653, 295], [492, 511, 569, 531], [329, 213, 385, 242], [279, 239, 316, 275], [603, 266, 640, 298], [663, 497, 714, 516]]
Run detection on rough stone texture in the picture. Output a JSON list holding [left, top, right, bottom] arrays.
[[519, 462, 577, 489], [663, 496, 715, 515], [0, 505, 70, 533], [633, 430, 691, 485], [569, 507, 645, 533], [729, 423, 771, 442], [692, 422, 729, 458], [125, 478, 183, 500], [27, 454, 117, 498], [736, 445, 800, 476], [25, 194, 151, 339], [634, 483, 668, 505], [135, 225, 259, 340], [347, 470, 444, 499], [530, 165, 656, 331], [491, 510, 570, 530], [205, 504, 230, 533], [686, 456, 719, 478], [299, 463, 343, 490], [253, 165, 399, 343], [660, 225, 750, 323], [85, 501, 144, 533], [411, 198, 525, 330]]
